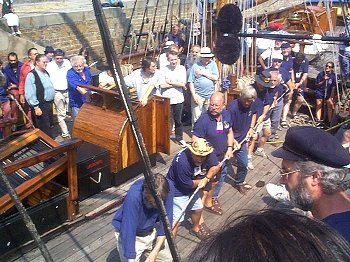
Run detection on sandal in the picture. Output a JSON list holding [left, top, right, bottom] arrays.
[[189, 225, 210, 240], [200, 223, 212, 235], [212, 197, 222, 212], [280, 121, 289, 128], [204, 205, 223, 215]]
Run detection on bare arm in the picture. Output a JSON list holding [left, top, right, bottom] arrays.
[[258, 55, 267, 69], [145, 236, 167, 262], [140, 83, 156, 106]]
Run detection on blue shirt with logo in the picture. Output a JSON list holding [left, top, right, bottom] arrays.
[[193, 110, 232, 161]]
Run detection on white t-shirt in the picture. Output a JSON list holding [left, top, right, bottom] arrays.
[[46, 59, 72, 91], [260, 48, 282, 68], [160, 64, 186, 104], [124, 69, 164, 100]]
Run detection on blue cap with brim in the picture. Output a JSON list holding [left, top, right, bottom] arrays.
[[271, 126, 350, 168]]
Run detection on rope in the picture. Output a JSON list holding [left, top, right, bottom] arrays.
[[121, 0, 138, 54]]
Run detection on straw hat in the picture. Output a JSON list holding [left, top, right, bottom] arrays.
[[199, 47, 214, 58], [187, 138, 214, 156]]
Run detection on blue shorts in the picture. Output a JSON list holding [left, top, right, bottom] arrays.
[[173, 192, 203, 225]]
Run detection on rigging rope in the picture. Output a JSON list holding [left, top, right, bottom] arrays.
[[121, 0, 138, 54]]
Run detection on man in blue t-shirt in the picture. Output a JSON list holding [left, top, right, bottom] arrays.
[[280, 42, 296, 128], [291, 52, 309, 118], [227, 85, 258, 194], [193, 92, 234, 214], [167, 138, 220, 240], [272, 126, 350, 244], [112, 174, 173, 261], [188, 47, 219, 126]]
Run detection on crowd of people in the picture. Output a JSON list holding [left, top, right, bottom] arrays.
[[109, 32, 350, 261], [0, 46, 94, 139]]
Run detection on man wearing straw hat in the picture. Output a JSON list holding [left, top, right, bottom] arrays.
[[167, 138, 220, 240]]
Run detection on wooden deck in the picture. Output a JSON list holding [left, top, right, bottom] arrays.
[[4, 124, 286, 262]]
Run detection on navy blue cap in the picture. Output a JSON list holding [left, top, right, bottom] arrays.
[[271, 126, 350, 168], [255, 70, 273, 87], [281, 42, 290, 49], [44, 46, 54, 53]]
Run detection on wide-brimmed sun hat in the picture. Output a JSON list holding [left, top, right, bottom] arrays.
[[187, 138, 214, 156]]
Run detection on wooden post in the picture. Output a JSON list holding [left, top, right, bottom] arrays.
[[67, 150, 79, 221]]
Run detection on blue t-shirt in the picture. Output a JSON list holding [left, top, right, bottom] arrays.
[[193, 110, 232, 161], [187, 60, 219, 99], [323, 211, 350, 244], [281, 55, 293, 75], [252, 83, 270, 119], [315, 71, 336, 99], [166, 148, 218, 197], [227, 99, 257, 142], [293, 58, 309, 90], [165, 32, 185, 48], [66, 66, 92, 108], [112, 178, 173, 259]]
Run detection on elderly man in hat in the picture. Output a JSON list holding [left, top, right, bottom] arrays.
[[112, 173, 173, 262], [271, 126, 350, 243], [265, 52, 294, 130], [167, 138, 220, 240], [188, 47, 219, 126], [227, 85, 258, 194], [247, 70, 274, 169]]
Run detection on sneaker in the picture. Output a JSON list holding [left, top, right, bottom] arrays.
[[254, 149, 267, 158], [266, 183, 290, 204], [16, 30, 22, 35], [177, 139, 187, 148], [61, 133, 71, 138], [170, 134, 176, 139], [247, 159, 254, 170]]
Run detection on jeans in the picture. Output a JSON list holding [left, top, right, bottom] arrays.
[[270, 99, 283, 137], [339, 50, 350, 78], [171, 103, 183, 141], [233, 142, 248, 185], [71, 106, 80, 120], [213, 161, 228, 198]]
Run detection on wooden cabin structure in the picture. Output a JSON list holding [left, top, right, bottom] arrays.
[[72, 85, 171, 174]]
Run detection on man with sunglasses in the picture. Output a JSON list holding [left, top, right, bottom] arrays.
[[290, 52, 309, 118], [315, 62, 336, 125], [271, 126, 350, 243]]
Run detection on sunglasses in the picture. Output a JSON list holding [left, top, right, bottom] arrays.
[[272, 59, 283, 63], [325, 65, 333, 69]]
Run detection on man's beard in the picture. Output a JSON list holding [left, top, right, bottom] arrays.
[[289, 181, 313, 211], [10, 63, 18, 68]]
